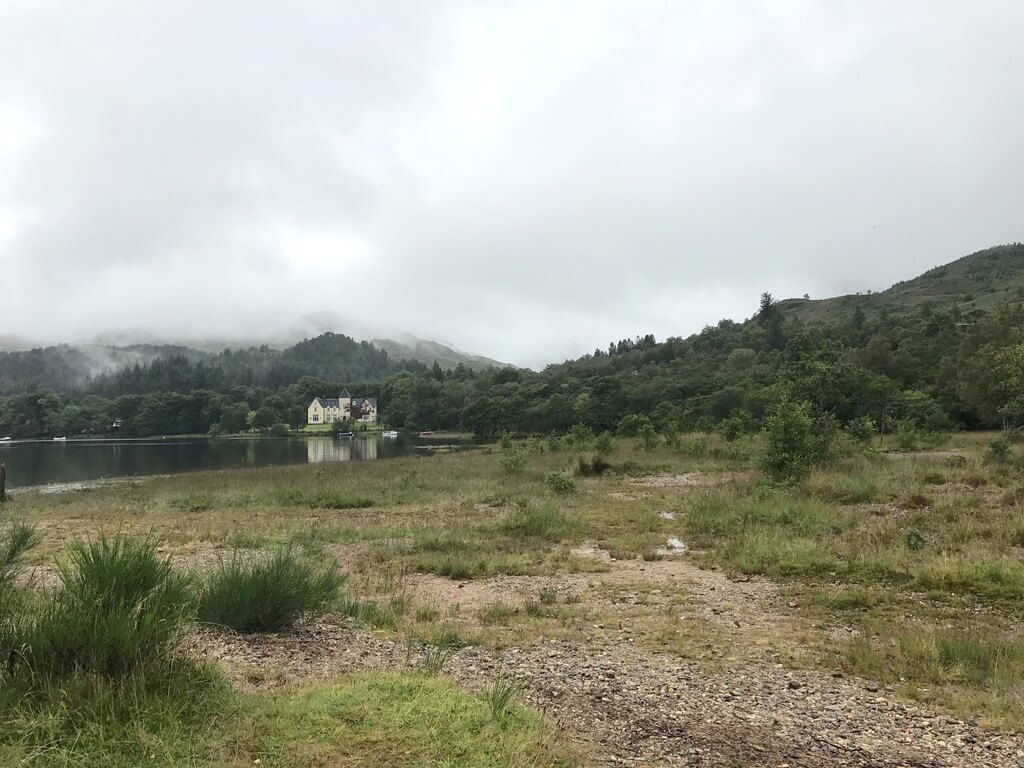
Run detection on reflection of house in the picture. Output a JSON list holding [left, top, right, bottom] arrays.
[[307, 389, 378, 424]]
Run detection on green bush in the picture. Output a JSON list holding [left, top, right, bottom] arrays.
[[269, 422, 290, 437], [544, 470, 577, 495], [637, 423, 659, 451], [19, 536, 193, 678], [759, 401, 815, 483], [617, 414, 653, 437], [498, 448, 528, 475], [987, 434, 1013, 464], [198, 548, 342, 632], [846, 416, 876, 442], [895, 420, 921, 452], [594, 430, 615, 456]]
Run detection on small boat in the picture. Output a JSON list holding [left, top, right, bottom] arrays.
[[419, 430, 433, 437], [382, 430, 399, 438], [53, 436, 67, 442], [0, 436, 11, 441], [336, 431, 353, 438]]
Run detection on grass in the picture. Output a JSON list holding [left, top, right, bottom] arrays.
[[15, 536, 194, 679], [198, 548, 343, 632], [228, 671, 573, 767], [7, 428, 1024, 745]]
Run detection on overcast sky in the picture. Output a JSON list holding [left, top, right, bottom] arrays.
[[1, 1, 1022, 368]]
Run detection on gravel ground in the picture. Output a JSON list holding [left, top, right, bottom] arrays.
[[191, 546, 1024, 768]]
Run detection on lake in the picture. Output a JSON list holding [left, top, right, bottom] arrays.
[[0, 434, 479, 490]]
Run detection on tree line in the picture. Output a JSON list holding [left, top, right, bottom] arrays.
[[2, 298, 1023, 440]]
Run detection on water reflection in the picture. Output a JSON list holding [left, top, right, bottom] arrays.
[[2, 434, 488, 490]]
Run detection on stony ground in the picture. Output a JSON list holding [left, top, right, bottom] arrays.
[[191, 548, 1024, 767]]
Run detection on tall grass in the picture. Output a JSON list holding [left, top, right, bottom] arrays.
[[500, 504, 576, 541], [18, 536, 194, 679], [198, 548, 343, 632]]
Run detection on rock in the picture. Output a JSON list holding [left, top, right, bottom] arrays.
[[788, 680, 802, 690]]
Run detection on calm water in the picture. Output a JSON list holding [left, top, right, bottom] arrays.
[[0, 435, 471, 490]]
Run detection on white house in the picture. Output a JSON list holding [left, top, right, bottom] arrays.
[[307, 389, 378, 424]]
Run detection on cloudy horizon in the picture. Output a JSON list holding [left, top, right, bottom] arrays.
[[1, 1, 1022, 368]]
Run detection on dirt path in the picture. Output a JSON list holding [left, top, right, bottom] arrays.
[[191, 553, 1024, 767]]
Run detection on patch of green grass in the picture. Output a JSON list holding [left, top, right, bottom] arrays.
[[198, 548, 343, 632], [271, 488, 375, 510], [226, 671, 573, 767], [338, 595, 408, 629]]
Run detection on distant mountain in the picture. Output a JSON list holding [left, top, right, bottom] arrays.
[[776, 243, 1024, 326], [0, 330, 509, 395], [371, 335, 511, 372]]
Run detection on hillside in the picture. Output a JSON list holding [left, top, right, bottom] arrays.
[[371, 335, 511, 372], [776, 243, 1024, 326]]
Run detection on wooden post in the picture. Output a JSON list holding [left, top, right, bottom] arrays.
[[0, 463, 6, 503]]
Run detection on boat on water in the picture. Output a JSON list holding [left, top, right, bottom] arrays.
[[382, 430, 399, 438], [0, 436, 11, 441], [419, 430, 433, 437], [335, 431, 354, 438], [53, 436, 67, 442]]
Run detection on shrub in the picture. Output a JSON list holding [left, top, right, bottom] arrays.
[[719, 412, 753, 442], [617, 414, 653, 437], [544, 470, 577, 495], [594, 430, 615, 456], [986, 434, 1013, 464], [895, 420, 920, 452], [637, 423, 659, 451], [498, 448, 527, 475], [19, 536, 193, 678], [759, 401, 815, 483], [198, 548, 342, 632], [846, 416, 876, 442], [269, 422, 290, 437], [568, 423, 594, 447], [546, 433, 562, 452]]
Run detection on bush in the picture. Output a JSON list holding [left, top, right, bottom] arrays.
[[568, 423, 594, 447], [594, 430, 615, 456], [269, 422, 290, 437], [19, 536, 193, 678], [498, 448, 527, 475], [617, 414, 653, 437], [637, 423, 659, 451], [987, 434, 1013, 464], [719, 412, 753, 442], [846, 416, 876, 442], [198, 548, 342, 632], [894, 420, 921, 451], [759, 401, 815, 483], [0, 522, 39, 589], [544, 470, 576, 495]]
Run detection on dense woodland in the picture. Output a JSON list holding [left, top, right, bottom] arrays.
[[2, 245, 1023, 440]]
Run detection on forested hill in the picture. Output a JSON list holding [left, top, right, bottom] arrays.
[[775, 243, 1024, 326], [0, 333, 426, 396], [2, 243, 1024, 439]]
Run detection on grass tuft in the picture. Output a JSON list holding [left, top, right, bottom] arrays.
[[198, 548, 342, 632]]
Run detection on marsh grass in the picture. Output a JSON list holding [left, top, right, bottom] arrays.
[[198, 548, 342, 632]]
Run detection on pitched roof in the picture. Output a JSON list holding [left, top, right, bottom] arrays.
[[340, 388, 351, 398], [352, 397, 377, 408]]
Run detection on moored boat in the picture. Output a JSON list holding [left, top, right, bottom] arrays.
[[382, 430, 399, 437], [53, 436, 67, 442], [419, 430, 433, 437]]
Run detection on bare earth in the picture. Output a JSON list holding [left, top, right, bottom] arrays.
[[191, 550, 1024, 767]]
